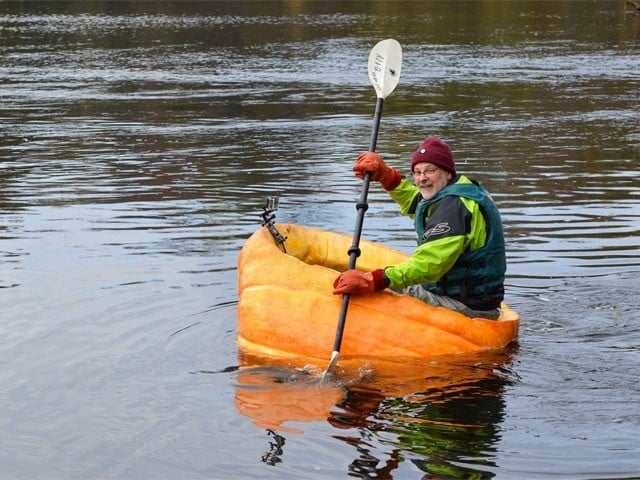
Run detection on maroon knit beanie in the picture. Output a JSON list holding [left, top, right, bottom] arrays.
[[410, 136, 456, 174]]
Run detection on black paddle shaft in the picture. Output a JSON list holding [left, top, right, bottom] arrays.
[[331, 96, 385, 354]]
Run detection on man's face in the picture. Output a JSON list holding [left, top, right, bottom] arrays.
[[412, 162, 453, 200]]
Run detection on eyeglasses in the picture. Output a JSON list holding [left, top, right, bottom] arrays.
[[412, 167, 440, 178]]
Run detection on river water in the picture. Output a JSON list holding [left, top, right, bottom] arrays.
[[1, 1, 639, 479]]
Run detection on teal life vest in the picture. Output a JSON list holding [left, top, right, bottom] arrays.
[[413, 179, 506, 310]]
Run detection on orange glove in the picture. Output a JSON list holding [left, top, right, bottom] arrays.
[[332, 269, 387, 295], [353, 152, 402, 191]]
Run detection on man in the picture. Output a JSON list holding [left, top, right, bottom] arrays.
[[332, 136, 506, 320]]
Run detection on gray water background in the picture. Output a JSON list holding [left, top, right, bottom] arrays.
[[1, 1, 639, 478]]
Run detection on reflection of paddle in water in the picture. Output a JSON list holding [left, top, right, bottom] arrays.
[[261, 429, 285, 466], [233, 364, 345, 434]]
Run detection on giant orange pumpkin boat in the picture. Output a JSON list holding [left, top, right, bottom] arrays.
[[237, 223, 520, 370]]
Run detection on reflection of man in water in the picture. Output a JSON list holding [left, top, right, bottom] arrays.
[[327, 360, 511, 479]]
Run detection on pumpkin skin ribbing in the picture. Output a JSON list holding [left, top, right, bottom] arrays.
[[237, 224, 519, 366]]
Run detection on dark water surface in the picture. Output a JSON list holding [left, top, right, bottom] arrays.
[[1, 1, 639, 478]]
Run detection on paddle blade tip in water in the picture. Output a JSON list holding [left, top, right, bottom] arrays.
[[321, 351, 340, 381]]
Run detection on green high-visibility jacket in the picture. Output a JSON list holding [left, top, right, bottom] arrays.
[[384, 174, 505, 310]]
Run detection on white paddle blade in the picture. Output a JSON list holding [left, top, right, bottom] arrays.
[[368, 39, 402, 99]]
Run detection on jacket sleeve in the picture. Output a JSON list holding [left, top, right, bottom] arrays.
[[387, 177, 421, 218], [384, 231, 467, 289]]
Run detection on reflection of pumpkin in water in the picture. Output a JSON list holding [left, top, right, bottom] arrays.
[[234, 348, 515, 434], [233, 364, 343, 434], [235, 348, 516, 478]]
